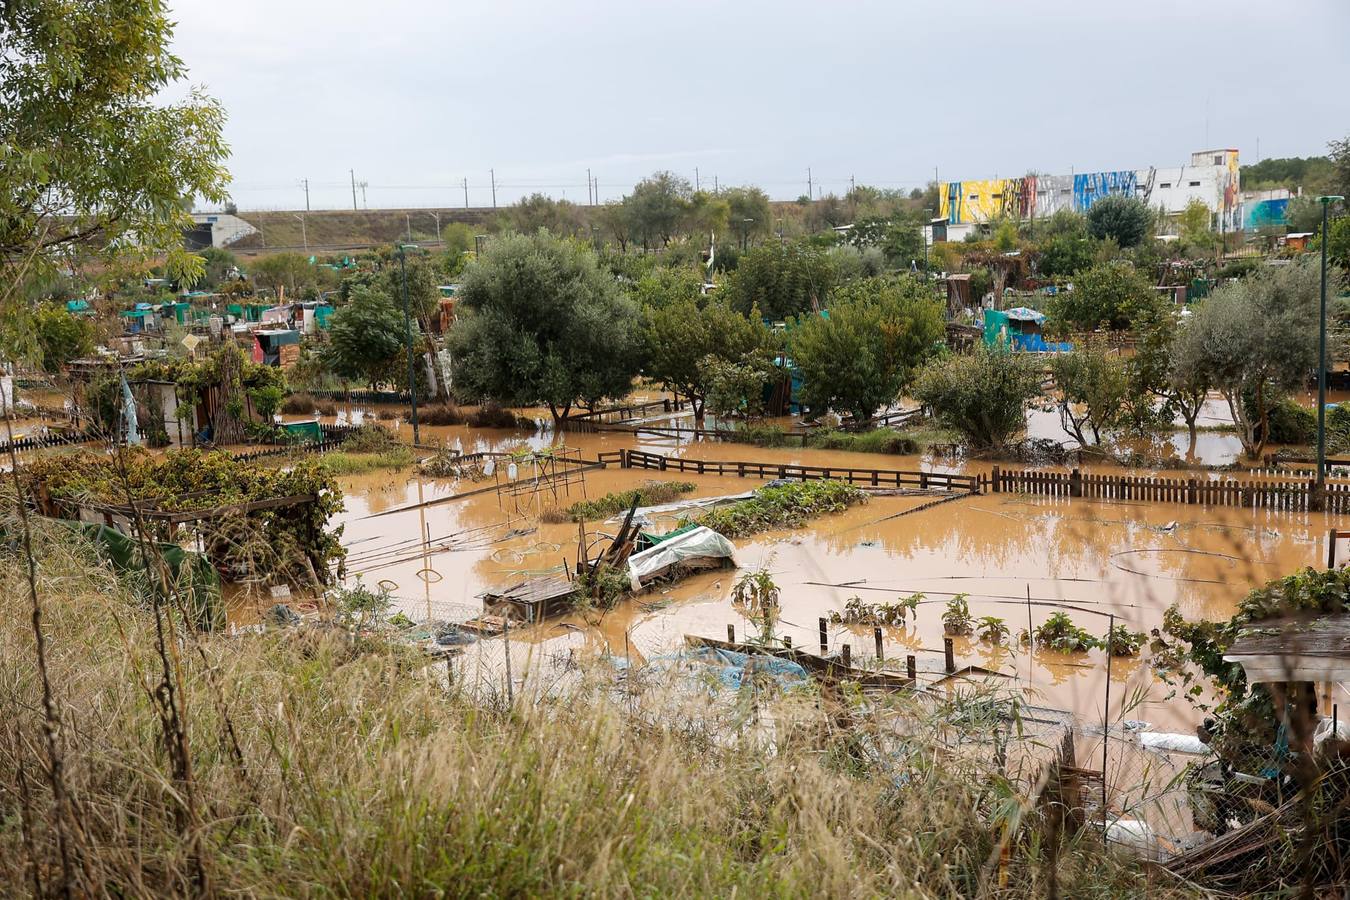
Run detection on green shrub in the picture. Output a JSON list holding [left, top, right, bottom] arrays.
[[695, 480, 867, 538], [805, 429, 919, 454], [915, 347, 1040, 449]]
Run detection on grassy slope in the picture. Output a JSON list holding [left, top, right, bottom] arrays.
[[0, 519, 1183, 897]]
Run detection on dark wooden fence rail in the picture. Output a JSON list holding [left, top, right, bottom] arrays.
[[566, 398, 683, 425], [618, 448, 981, 493], [0, 427, 104, 456], [984, 465, 1350, 513]]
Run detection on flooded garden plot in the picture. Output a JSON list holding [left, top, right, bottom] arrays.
[[321, 418, 1342, 739]]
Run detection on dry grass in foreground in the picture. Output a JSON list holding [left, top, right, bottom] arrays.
[[0, 518, 1195, 898]]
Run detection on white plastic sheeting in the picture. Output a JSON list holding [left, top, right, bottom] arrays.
[[1139, 732, 1210, 755], [627, 525, 735, 591]]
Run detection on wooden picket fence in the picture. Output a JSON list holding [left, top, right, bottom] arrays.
[[984, 465, 1350, 513], [617, 448, 981, 493]]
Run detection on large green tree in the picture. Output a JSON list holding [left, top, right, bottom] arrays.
[[1047, 260, 1158, 332], [249, 253, 315, 298], [724, 241, 838, 320], [624, 172, 692, 249], [1, 0, 229, 364], [1086, 195, 1155, 248], [645, 299, 770, 423], [33, 303, 94, 374], [724, 187, 772, 249], [322, 285, 405, 389], [789, 277, 943, 423], [448, 231, 643, 422]]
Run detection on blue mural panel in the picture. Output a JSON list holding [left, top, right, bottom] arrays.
[[1243, 198, 1288, 231], [1072, 171, 1138, 212]]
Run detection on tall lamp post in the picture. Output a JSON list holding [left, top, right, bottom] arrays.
[[397, 242, 422, 445], [1316, 195, 1344, 501]]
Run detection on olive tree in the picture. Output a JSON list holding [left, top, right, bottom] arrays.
[[448, 231, 643, 422], [790, 277, 944, 423], [1175, 259, 1334, 459]]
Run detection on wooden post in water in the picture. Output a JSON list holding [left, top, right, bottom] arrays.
[[991, 464, 1002, 493], [1069, 468, 1083, 498], [906, 654, 917, 682], [727, 623, 735, 643], [943, 638, 955, 674], [874, 626, 883, 663], [818, 617, 828, 654], [841, 644, 851, 668]]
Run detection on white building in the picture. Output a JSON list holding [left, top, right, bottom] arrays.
[[935, 148, 1241, 241]]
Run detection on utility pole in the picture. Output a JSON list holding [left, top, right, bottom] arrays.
[[462, 177, 469, 208], [350, 169, 358, 211], [695, 167, 700, 192], [359, 181, 368, 209], [433, 211, 441, 240], [713, 175, 718, 195], [593, 177, 599, 204], [807, 167, 812, 199], [587, 168, 593, 205], [301, 178, 310, 211], [490, 169, 497, 208], [398, 243, 421, 445]]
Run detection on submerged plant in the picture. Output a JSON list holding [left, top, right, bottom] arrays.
[[976, 615, 1009, 645], [733, 565, 781, 645], [830, 593, 923, 627], [1024, 611, 1098, 653], [941, 593, 973, 636]]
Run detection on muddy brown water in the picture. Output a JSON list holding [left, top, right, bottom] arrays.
[[289, 414, 1350, 749]]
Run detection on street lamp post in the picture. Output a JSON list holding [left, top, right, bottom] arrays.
[[398, 243, 421, 445], [1317, 196, 1345, 502]]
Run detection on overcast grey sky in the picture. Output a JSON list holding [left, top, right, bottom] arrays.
[[168, 0, 1350, 212]]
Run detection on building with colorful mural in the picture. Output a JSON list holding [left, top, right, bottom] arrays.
[[937, 148, 1242, 240]]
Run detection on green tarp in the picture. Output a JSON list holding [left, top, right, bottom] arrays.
[[282, 420, 323, 443], [65, 520, 223, 631]]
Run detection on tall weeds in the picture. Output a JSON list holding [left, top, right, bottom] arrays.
[[0, 523, 1187, 897]]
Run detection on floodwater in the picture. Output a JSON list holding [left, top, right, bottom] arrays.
[[317, 415, 1349, 745]]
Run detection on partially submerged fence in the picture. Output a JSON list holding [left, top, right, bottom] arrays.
[[0, 427, 104, 456], [615, 448, 982, 493], [302, 388, 413, 404], [229, 424, 361, 464], [984, 465, 1350, 513], [562, 398, 685, 431]]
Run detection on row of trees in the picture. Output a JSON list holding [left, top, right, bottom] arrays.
[[912, 259, 1339, 460], [437, 230, 946, 426]]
